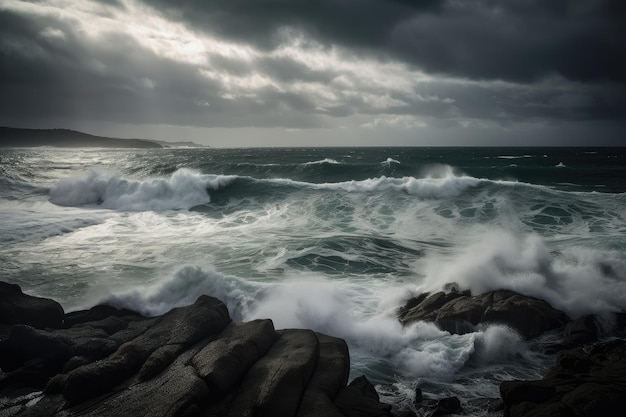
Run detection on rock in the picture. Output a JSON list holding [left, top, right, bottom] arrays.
[[1, 281, 394, 417], [545, 314, 599, 353], [225, 329, 320, 417], [399, 288, 570, 339], [426, 396, 462, 417], [191, 319, 279, 394], [500, 339, 626, 417], [0, 282, 64, 329], [334, 375, 393, 417], [414, 387, 423, 404], [0, 325, 73, 374], [296, 333, 350, 417], [63, 304, 142, 329], [53, 295, 231, 403]]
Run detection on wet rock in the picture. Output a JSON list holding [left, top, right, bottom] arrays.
[[426, 396, 462, 416], [0, 282, 64, 329], [545, 314, 600, 354], [399, 288, 570, 339], [334, 375, 393, 417], [54, 295, 231, 403], [500, 339, 626, 417], [296, 333, 350, 417], [0, 325, 73, 374], [1, 281, 394, 417], [191, 319, 278, 394], [224, 329, 320, 417]]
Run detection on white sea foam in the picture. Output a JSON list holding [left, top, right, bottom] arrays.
[[102, 267, 487, 379], [303, 158, 341, 165], [101, 266, 260, 319], [312, 175, 482, 199], [472, 324, 525, 363], [497, 155, 532, 159], [417, 229, 626, 319], [49, 169, 235, 211], [382, 157, 401, 165]]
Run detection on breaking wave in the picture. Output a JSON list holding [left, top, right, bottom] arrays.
[[49, 169, 235, 211]]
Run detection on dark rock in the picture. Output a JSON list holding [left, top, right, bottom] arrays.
[[334, 375, 393, 417], [296, 333, 350, 417], [192, 319, 278, 394], [0, 325, 73, 373], [64, 346, 210, 417], [399, 288, 570, 339], [545, 314, 599, 353], [0, 281, 395, 417], [54, 295, 231, 403], [63, 304, 142, 329], [225, 329, 320, 417], [0, 282, 64, 329], [414, 387, 423, 404], [500, 339, 626, 417], [426, 396, 462, 416]]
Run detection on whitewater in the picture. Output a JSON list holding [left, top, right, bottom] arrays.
[[1, 146, 625, 415]]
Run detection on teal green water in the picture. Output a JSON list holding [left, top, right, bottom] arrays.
[[1, 146, 625, 414]]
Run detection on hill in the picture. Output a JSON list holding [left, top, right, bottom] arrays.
[[0, 127, 162, 148]]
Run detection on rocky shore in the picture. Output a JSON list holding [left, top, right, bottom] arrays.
[[399, 285, 626, 417], [2, 280, 626, 417]]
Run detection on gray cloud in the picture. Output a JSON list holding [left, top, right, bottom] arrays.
[[145, 0, 626, 83], [0, 0, 624, 145]]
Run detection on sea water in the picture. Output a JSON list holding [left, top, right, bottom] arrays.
[[1, 146, 625, 414]]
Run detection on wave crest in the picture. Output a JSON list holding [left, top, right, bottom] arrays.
[[49, 169, 235, 211]]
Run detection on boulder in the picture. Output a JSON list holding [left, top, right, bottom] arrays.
[[334, 375, 393, 417], [52, 295, 231, 403], [225, 329, 320, 417], [399, 288, 570, 339], [296, 333, 350, 417], [426, 396, 462, 417], [500, 339, 626, 417], [191, 319, 279, 394], [545, 314, 600, 353], [1, 281, 394, 417], [0, 282, 64, 329]]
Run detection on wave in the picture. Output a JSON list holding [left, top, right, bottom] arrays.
[[49, 169, 235, 211], [100, 265, 261, 319], [497, 155, 533, 159], [302, 158, 341, 165], [416, 229, 626, 320], [101, 265, 529, 381]]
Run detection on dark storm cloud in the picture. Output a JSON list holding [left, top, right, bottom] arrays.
[[0, 6, 328, 129], [1, 0, 624, 144], [146, 0, 626, 84]]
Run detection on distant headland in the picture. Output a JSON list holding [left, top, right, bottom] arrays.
[[0, 127, 208, 149]]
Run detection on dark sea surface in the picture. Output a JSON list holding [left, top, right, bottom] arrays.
[[1, 146, 625, 414]]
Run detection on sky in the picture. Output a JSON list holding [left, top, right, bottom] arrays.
[[1, 0, 625, 147]]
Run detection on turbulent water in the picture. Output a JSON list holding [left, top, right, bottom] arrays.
[[1, 146, 625, 414]]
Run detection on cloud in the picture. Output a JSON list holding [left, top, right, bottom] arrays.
[[0, 0, 624, 145]]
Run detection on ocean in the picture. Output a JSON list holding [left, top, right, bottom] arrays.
[[1, 146, 625, 415]]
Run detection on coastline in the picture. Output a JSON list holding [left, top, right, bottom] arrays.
[[2, 281, 625, 417], [0, 127, 162, 149]]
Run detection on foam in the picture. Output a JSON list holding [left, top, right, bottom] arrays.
[[245, 275, 477, 378], [417, 228, 626, 319], [472, 324, 525, 363], [49, 169, 235, 211], [303, 158, 341, 165], [101, 265, 260, 319], [103, 267, 481, 379]]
